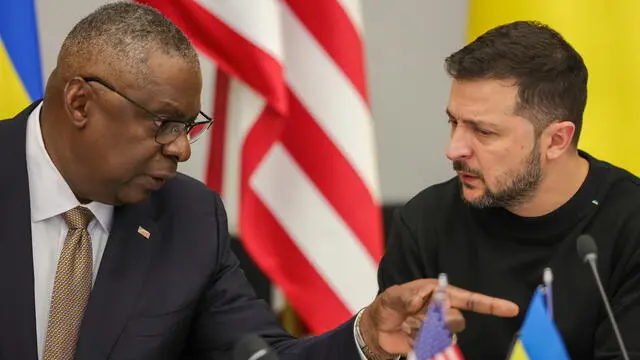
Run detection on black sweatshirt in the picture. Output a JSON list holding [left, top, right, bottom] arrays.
[[378, 151, 640, 360]]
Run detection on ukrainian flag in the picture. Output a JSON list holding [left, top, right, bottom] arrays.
[[508, 288, 570, 360], [467, 1, 640, 176], [0, 0, 43, 119]]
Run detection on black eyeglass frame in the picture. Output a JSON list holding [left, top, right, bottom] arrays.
[[82, 76, 213, 144]]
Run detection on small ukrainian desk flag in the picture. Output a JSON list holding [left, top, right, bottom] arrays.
[[0, 0, 43, 119], [509, 287, 570, 360]]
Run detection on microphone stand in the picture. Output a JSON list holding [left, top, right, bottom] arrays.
[[585, 255, 630, 360]]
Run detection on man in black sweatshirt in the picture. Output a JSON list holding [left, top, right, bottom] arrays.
[[376, 21, 640, 360]]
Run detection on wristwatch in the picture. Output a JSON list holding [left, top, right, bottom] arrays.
[[354, 309, 395, 360]]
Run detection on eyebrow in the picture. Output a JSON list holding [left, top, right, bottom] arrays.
[[153, 103, 188, 119], [446, 109, 498, 129]]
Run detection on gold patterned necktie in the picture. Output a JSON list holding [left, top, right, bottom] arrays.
[[43, 206, 95, 360]]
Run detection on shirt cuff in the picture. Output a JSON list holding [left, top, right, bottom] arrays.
[[353, 309, 368, 360]]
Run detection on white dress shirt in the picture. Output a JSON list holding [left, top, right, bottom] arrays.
[[25, 103, 114, 360]]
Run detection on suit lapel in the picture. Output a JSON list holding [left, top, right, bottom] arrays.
[[0, 104, 40, 360], [75, 201, 158, 360], [0, 102, 159, 360]]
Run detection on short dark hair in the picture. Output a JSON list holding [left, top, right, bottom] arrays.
[[445, 21, 588, 145], [58, 1, 199, 84]]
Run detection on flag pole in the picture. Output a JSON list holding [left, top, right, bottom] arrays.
[[543, 267, 553, 320]]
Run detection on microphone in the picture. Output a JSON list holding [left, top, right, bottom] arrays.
[[576, 234, 630, 360], [233, 334, 279, 360]]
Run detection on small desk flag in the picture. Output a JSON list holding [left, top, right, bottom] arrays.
[[508, 287, 570, 360], [410, 298, 464, 360]]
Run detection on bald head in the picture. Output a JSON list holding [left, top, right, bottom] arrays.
[[56, 1, 199, 83]]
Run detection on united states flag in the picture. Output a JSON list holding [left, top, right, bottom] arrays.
[[410, 300, 464, 360], [138, 0, 384, 334]]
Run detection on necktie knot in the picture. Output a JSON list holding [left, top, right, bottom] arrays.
[[63, 206, 94, 230]]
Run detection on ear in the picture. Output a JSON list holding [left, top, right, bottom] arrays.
[[542, 121, 576, 160], [63, 77, 90, 129]]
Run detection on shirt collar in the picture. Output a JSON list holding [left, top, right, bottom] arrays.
[[25, 102, 114, 232]]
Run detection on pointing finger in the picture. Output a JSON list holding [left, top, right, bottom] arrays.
[[447, 287, 519, 317]]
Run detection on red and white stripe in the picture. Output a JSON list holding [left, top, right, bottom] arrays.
[[408, 345, 465, 360], [140, 0, 384, 333], [432, 345, 464, 360]]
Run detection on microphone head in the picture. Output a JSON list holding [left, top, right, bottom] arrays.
[[233, 334, 279, 360], [577, 234, 598, 262]]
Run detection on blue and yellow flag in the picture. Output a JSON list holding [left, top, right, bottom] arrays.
[[509, 288, 570, 360], [0, 0, 43, 119], [467, 1, 640, 176]]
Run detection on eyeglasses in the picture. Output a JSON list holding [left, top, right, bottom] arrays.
[[82, 76, 213, 145]]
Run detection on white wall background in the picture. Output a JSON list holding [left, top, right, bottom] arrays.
[[35, 0, 469, 204]]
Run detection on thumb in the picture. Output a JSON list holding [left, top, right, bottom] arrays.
[[382, 280, 437, 314], [408, 288, 432, 313]]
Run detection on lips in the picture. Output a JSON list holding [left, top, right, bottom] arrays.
[[458, 172, 480, 183], [144, 176, 165, 190], [144, 172, 175, 190]]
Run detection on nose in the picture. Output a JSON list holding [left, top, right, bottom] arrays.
[[446, 127, 473, 161], [162, 133, 191, 162]]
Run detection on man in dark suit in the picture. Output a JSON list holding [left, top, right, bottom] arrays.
[[0, 2, 519, 359]]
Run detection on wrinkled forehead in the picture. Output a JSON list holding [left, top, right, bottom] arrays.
[[123, 51, 203, 117], [448, 79, 519, 116]]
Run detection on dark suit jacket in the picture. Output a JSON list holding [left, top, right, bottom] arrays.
[[0, 102, 361, 360]]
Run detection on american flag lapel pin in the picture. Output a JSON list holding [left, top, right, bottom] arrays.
[[137, 226, 151, 239]]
